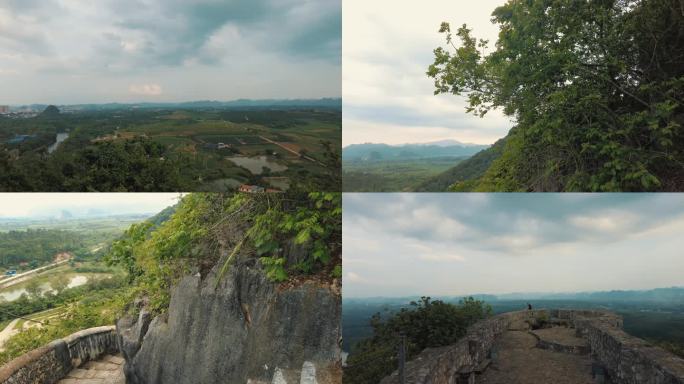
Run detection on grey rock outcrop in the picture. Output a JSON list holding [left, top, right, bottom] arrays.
[[117, 257, 341, 384]]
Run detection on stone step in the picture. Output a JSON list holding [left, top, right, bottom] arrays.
[[56, 354, 126, 384], [82, 360, 121, 371], [102, 355, 125, 365], [58, 379, 109, 384]]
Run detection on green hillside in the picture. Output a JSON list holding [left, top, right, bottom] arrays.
[[414, 138, 506, 191], [427, 0, 684, 191]]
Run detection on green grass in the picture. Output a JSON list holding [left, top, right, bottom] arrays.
[[343, 157, 467, 192]]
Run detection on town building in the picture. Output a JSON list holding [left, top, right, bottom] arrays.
[[238, 184, 265, 193]]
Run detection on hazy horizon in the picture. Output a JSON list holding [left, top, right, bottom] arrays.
[[0, 0, 341, 105], [0, 193, 180, 219], [4, 97, 342, 108], [344, 285, 684, 300], [344, 194, 684, 297]]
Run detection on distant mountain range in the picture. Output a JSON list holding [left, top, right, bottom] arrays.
[[344, 287, 684, 304], [10, 98, 342, 111], [0, 212, 155, 224], [343, 141, 490, 161], [480, 287, 684, 303]]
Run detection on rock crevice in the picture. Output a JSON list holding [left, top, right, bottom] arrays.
[[117, 257, 341, 384]]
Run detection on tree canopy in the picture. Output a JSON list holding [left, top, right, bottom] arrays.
[[344, 297, 492, 384], [429, 0, 684, 191]]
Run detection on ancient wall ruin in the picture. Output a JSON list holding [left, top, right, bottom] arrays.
[[0, 326, 118, 384], [380, 309, 684, 384]]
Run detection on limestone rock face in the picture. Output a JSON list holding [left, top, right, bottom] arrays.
[[117, 259, 341, 384]]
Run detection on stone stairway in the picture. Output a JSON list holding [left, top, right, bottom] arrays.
[[56, 354, 125, 384]]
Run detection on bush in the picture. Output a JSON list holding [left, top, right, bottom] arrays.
[[344, 297, 491, 384]]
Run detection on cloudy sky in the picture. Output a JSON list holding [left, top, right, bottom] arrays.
[[344, 194, 684, 297], [0, 193, 180, 218], [343, 0, 512, 146], [0, 0, 341, 105]]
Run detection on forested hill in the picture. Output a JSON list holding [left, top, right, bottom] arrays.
[[0, 229, 90, 268], [489, 287, 684, 303], [12, 98, 342, 112], [414, 138, 506, 191], [343, 142, 489, 161], [427, 0, 684, 192]]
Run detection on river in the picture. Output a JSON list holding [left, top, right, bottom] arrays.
[[226, 156, 288, 174], [47, 132, 69, 154]]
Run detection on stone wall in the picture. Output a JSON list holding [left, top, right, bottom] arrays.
[[380, 310, 543, 384], [381, 309, 684, 384], [572, 315, 684, 384], [0, 326, 118, 384]]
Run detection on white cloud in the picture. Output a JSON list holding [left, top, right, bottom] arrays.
[[129, 83, 163, 96], [418, 252, 465, 262], [346, 272, 364, 282], [343, 194, 684, 297], [343, 0, 512, 146], [0, 0, 341, 104], [569, 212, 637, 233]]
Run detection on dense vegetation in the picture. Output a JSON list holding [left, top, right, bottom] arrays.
[[0, 107, 341, 192], [0, 192, 341, 365], [344, 297, 491, 384], [415, 139, 506, 191], [343, 295, 684, 380], [0, 229, 110, 269], [106, 192, 341, 314], [0, 218, 133, 363], [0, 275, 127, 364], [429, 0, 684, 191], [0, 276, 125, 325], [342, 142, 488, 191], [0, 137, 188, 192]]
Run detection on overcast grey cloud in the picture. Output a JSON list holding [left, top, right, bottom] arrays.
[[343, 0, 511, 146], [343, 194, 684, 297], [0, 0, 340, 104]]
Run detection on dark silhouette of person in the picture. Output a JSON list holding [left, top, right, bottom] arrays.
[[527, 303, 532, 310]]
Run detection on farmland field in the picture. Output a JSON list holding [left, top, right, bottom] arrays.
[[0, 105, 341, 192]]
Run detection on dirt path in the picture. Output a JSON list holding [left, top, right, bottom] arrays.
[[479, 330, 594, 384], [0, 319, 20, 351], [258, 135, 325, 166], [0, 258, 71, 290]]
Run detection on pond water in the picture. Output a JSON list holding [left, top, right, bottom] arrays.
[[47, 132, 69, 154], [206, 178, 243, 191], [226, 156, 287, 175], [0, 275, 89, 302], [67, 275, 88, 288]]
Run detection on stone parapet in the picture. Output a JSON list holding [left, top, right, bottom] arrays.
[[381, 309, 684, 384], [380, 310, 542, 384], [0, 326, 118, 384]]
